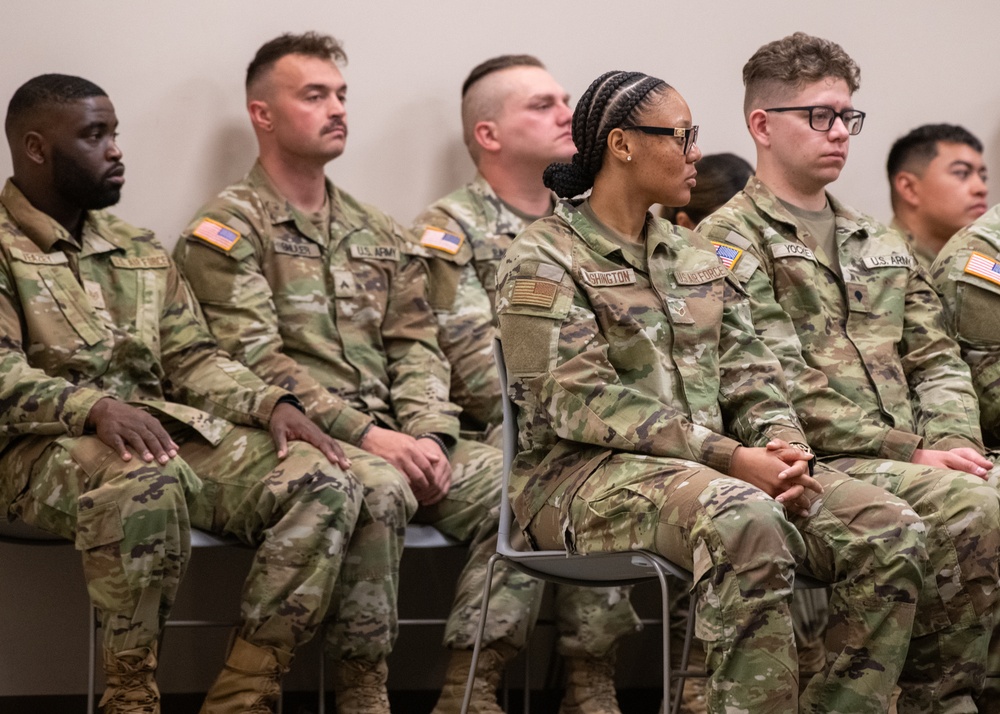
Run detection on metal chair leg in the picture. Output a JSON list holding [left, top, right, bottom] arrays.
[[318, 640, 326, 714], [671, 587, 698, 714], [87, 606, 97, 714], [460, 552, 503, 714], [522, 646, 531, 714]]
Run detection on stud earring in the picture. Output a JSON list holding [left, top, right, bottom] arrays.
[[626, 155, 632, 161]]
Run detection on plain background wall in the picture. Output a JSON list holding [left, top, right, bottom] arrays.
[[2, 0, 1000, 697], [0, 0, 998, 249]]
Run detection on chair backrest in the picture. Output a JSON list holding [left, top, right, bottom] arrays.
[[493, 337, 524, 559]]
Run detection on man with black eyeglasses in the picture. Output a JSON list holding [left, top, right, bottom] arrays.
[[700, 32, 1000, 713]]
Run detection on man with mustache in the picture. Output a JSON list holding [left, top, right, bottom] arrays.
[[0, 73, 363, 714], [412, 54, 642, 714], [887, 123, 988, 270], [176, 32, 532, 714], [700, 32, 1000, 713]]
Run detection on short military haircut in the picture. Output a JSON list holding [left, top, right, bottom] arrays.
[[742, 32, 860, 117], [246, 31, 347, 94], [5, 73, 107, 140], [461, 54, 545, 98], [461, 54, 546, 162], [887, 123, 983, 180]]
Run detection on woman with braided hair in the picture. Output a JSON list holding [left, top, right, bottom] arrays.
[[496, 70, 925, 713]]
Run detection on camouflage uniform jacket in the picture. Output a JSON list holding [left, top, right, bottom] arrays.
[[496, 199, 806, 528], [0, 179, 289, 504], [174, 161, 460, 446], [699, 178, 982, 458], [931, 203, 1000, 447], [412, 174, 530, 432]]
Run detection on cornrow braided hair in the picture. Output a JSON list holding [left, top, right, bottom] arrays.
[[544, 70, 670, 198]]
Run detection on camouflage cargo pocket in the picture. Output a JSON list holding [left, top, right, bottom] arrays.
[[75, 499, 124, 551]]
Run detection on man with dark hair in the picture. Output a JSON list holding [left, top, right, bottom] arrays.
[[0, 73, 362, 714], [887, 123, 988, 269], [412, 54, 643, 714], [700, 32, 1000, 712], [175, 34, 535, 714]]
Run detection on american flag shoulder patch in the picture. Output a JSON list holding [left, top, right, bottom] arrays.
[[511, 278, 557, 308], [192, 218, 241, 251], [963, 251, 1000, 287], [711, 241, 743, 270], [420, 226, 464, 254]]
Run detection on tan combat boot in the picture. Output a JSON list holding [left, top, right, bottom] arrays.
[[99, 646, 160, 714], [332, 659, 391, 714], [199, 636, 292, 714], [558, 654, 621, 714], [431, 643, 517, 714]]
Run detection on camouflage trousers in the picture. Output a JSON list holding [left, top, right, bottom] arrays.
[[403, 436, 543, 651], [474, 427, 641, 658], [828, 457, 1000, 714], [320, 442, 417, 663], [1, 425, 363, 658], [528, 454, 924, 714]]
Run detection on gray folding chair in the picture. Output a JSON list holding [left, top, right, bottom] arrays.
[[463, 340, 697, 714]]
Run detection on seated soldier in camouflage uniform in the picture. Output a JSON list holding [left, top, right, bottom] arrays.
[[412, 54, 641, 714], [498, 69, 927, 714], [932, 205, 1000, 708], [174, 33, 536, 714], [887, 124, 988, 271], [698, 33, 1000, 714], [0, 74, 366, 714]]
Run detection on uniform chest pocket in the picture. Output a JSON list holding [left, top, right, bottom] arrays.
[[853, 262, 910, 326], [331, 260, 390, 324], [14, 261, 113, 375], [37, 268, 108, 346]]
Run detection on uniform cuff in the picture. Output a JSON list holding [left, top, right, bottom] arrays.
[[702, 434, 742, 475], [330, 408, 376, 446], [64, 388, 116, 436], [403, 414, 460, 443], [876, 429, 922, 462], [253, 386, 292, 427], [928, 436, 983, 453]]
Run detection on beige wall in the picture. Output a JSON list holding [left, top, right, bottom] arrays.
[[2, 0, 1000, 697], [1, 0, 998, 248]]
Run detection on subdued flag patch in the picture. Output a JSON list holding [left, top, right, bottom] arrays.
[[964, 251, 1000, 287], [420, 226, 464, 254], [711, 241, 743, 270], [511, 278, 557, 308], [192, 218, 241, 251]]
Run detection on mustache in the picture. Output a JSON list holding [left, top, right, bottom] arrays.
[[321, 120, 346, 135]]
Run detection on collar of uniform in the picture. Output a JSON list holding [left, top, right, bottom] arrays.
[[644, 216, 683, 260], [247, 160, 337, 247], [0, 178, 128, 258], [559, 198, 654, 272], [0, 178, 77, 252], [744, 176, 871, 240], [79, 212, 133, 257], [966, 204, 1000, 245], [889, 216, 940, 267], [468, 172, 542, 235]]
